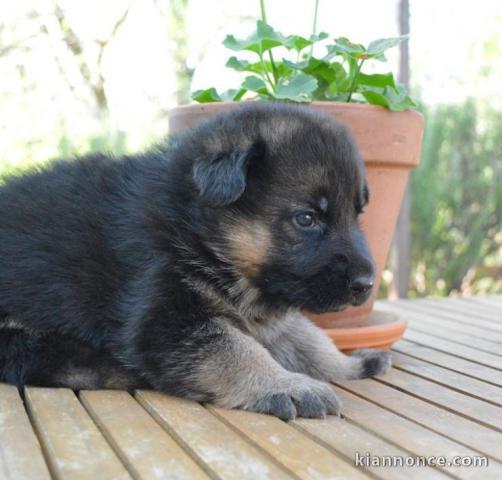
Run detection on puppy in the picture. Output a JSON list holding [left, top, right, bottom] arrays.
[[0, 102, 390, 420]]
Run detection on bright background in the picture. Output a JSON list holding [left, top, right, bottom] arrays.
[[0, 0, 500, 297]]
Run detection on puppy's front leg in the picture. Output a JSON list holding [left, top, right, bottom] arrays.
[[260, 311, 391, 382], [132, 317, 340, 420]]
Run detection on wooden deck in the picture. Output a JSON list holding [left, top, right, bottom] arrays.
[[1, 296, 501, 479]]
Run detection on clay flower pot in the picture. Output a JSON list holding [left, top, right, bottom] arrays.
[[168, 101, 424, 351]]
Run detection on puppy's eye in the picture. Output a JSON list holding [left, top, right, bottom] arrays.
[[294, 211, 316, 228]]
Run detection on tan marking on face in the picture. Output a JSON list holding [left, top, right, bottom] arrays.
[[227, 221, 271, 278]]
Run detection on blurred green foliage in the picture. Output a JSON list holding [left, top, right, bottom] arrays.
[[0, 129, 129, 184], [408, 99, 501, 296]]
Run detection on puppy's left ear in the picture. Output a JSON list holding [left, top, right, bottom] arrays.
[[193, 142, 262, 207]]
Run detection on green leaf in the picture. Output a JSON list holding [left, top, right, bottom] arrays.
[[191, 88, 221, 103], [191, 87, 247, 103], [226, 57, 291, 77], [361, 84, 416, 111], [327, 35, 408, 62], [385, 84, 416, 111], [241, 75, 269, 94], [328, 37, 366, 59], [360, 89, 390, 108], [310, 32, 329, 42], [367, 36, 408, 57], [287, 35, 312, 51], [274, 73, 318, 102], [220, 88, 247, 101], [357, 72, 397, 89], [341, 55, 361, 92], [283, 58, 311, 71], [225, 57, 251, 71], [223, 20, 291, 54], [226, 57, 265, 75], [286, 32, 329, 51]]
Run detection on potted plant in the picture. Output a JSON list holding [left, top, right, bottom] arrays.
[[168, 1, 424, 351]]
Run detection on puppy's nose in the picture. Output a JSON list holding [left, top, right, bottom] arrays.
[[350, 275, 374, 296]]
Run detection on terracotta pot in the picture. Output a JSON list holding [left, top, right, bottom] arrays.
[[168, 101, 424, 349]]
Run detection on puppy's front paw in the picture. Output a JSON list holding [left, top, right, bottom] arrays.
[[249, 375, 341, 420], [351, 349, 392, 378]]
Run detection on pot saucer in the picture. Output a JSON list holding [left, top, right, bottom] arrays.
[[321, 310, 407, 353]]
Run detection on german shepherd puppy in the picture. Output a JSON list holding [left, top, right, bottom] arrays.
[[0, 103, 390, 420]]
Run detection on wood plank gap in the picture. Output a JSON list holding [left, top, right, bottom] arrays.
[[289, 419, 453, 480], [391, 342, 502, 387], [24, 388, 131, 480], [0, 384, 52, 480], [405, 324, 502, 357], [132, 396, 221, 480], [405, 316, 502, 344], [334, 383, 502, 463], [288, 422, 399, 480], [398, 302, 502, 333], [23, 389, 69, 480], [401, 334, 502, 371], [391, 365, 502, 407], [462, 297, 502, 309], [206, 404, 368, 480], [455, 298, 502, 316], [333, 388, 499, 478], [77, 392, 142, 480], [420, 299, 502, 321], [203, 406, 312, 480], [79, 390, 209, 480], [373, 377, 502, 433], [136, 392, 293, 480], [379, 301, 502, 336]]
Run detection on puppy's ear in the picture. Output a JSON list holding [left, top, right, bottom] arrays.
[[193, 142, 262, 207]]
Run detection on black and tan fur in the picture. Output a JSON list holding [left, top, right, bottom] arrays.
[[0, 103, 390, 420]]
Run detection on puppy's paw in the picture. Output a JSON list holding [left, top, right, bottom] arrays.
[[249, 375, 341, 420], [350, 349, 392, 378]]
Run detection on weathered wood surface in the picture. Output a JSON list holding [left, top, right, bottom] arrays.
[[0, 295, 500, 479]]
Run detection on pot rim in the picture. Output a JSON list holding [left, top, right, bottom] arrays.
[[170, 100, 423, 120], [169, 101, 424, 168]]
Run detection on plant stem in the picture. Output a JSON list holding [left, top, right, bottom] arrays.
[[346, 59, 364, 102], [312, 0, 319, 35], [258, 52, 275, 95], [258, 0, 278, 87], [310, 0, 319, 57], [259, 0, 267, 22]]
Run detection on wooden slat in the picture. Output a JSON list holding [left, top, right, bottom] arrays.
[[403, 330, 502, 371], [392, 339, 502, 386], [80, 390, 209, 480], [335, 388, 499, 479], [428, 297, 501, 318], [379, 301, 502, 343], [455, 298, 502, 317], [0, 384, 51, 480], [463, 296, 502, 310], [336, 378, 502, 462], [391, 351, 502, 406], [376, 367, 502, 430], [25, 387, 131, 480], [400, 301, 502, 333], [208, 405, 368, 480], [135, 391, 292, 480], [419, 299, 501, 323], [293, 415, 448, 480], [407, 322, 502, 355]]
